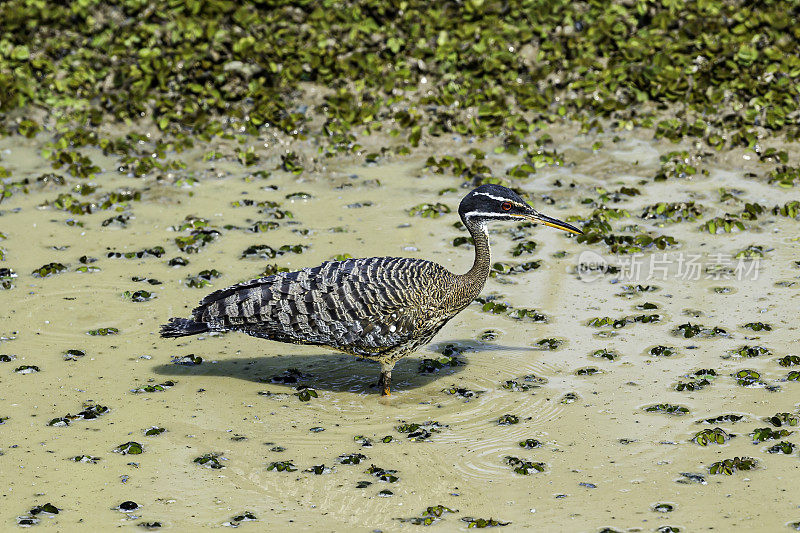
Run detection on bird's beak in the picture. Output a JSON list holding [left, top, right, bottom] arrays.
[[525, 211, 583, 235]]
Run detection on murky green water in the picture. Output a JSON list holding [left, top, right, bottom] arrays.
[[1, 125, 798, 531]]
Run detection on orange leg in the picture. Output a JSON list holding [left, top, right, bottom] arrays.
[[379, 369, 392, 396]]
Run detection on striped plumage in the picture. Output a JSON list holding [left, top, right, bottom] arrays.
[[161, 184, 582, 395]]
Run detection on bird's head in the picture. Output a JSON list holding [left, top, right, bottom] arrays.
[[458, 184, 582, 234]]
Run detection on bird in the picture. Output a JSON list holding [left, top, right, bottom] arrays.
[[160, 184, 582, 396]]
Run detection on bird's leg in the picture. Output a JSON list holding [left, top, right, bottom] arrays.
[[378, 363, 392, 396]]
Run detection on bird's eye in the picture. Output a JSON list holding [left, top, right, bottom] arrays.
[[501, 202, 512, 211]]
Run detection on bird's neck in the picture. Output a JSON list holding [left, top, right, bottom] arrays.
[[455, 218, 491, 304]]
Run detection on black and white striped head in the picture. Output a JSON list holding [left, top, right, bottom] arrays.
[[458, 184, 582, 234]]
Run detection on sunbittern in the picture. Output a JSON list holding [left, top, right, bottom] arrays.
[[160, 184, 582, 395]]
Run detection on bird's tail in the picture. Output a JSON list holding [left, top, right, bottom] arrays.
[[160, 317, 209, 338]]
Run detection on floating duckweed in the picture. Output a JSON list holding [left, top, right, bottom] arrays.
[[247, 221, 280, 233], [16, 516, 39, 527], [408, 202, 451, 218], [777, 355, 800, 367], [653, 503, 675, 513], [108, 246, 165, 259], [461, 517, 511, 528], [131, 381, 176, 393], [534, 338, 562, 350], [766, 441, 796, 454], [650, 346, 676, 357], [489, 260, 541, 277], [365, 464, 399, 483], [72, 455, 100, 463], [280, 152, 303, 175], [766, 413, 800, 427], [674, 323, 727, 339], [701, 215, 745, 234], [266, 368, 311, 385], [741, 322, 772, 332], [735, 246, 768, 260], [418, 354, 465, 373], [172, 354, 202, 365], [305, 464, 330, 475], [504, 456, 545, 475], [698, 414, 744, 425], [709, 457, 757, 475], [587, 317, 627, 328], [87, 327, 119, 336], [676, 472, 707, 485], [729, 345, 771, 358], [294, 386, 318, 402], [267, 460, 295, 472], [122, 290, 155, 302], [395, 421, 446, 441], [773, 201, 800, 218], [692, 428, 731, 446], [674, 377, 712, 392], [498, 414, 519, 425], [175, 230, 221, 254], [194, 453, 224, 469], [337, 453, 367, 465], [591, 349, 619, 361], [397, 504, 457, 526], [241, 243, 307, 259], [750, 427, 792, 443], [442, 386, 482, 399], [353, 435, 371, 447], [577, 231, 677, 255], [641, 202, 703, 222], [501, 380, 532, 392], [29, 503, 60, 515], [475, 297, 546, 322], [561, 392, 580, 404], [645, 404, 689, 416], [31, 262, 67, 277], [674, 368, 717, 391], [186, 269, 222, 288], [509, 240, 537, 257], [228, 511, 257, 526], [453, 235, 475, 248], [733, 369, 773, 389], [616, 285, 660, 298], [114, 442, 143, 455], [0, 268, 16, 290], [117, 501, 140, 512]]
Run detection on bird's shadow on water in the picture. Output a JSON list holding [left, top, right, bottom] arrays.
[[151, 340, 534, 395]]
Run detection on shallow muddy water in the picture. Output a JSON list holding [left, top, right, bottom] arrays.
[[0, 125, 798, 531]]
